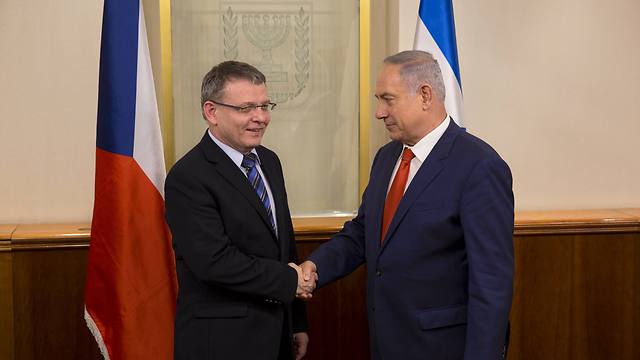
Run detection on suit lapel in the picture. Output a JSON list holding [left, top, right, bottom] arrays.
[[368, 142, 404, 250], [199, 134, 278, 243], [379, 121, 463, 249]]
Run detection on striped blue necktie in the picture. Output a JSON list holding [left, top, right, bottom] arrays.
[[241, 153, 276, 231]]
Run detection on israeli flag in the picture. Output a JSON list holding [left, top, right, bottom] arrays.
[[414, 0, 464, 126]]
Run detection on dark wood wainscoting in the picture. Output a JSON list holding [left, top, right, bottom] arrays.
[[0, 209, 639, 360], [294, 216, 370, 360], [510, 209, 640, 360], [1, 225, 102, 360], [1, 225, 16, 360]]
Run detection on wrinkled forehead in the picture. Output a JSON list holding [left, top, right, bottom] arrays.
[[222, 79, 269, 102]]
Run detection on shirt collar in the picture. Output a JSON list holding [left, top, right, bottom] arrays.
[[405, 115, 450, 163], [208, 129, 260, 168]]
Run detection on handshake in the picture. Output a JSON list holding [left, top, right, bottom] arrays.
[[288, 261, 318, 300]]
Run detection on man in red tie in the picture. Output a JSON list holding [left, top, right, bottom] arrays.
[[299, 51, 514, 360]]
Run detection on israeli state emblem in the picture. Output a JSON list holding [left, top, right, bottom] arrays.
[[221, 3, 311, 105]]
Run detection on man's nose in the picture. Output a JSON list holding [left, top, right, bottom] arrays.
[[251, 110, 269, 123], [375, 102, 388, 120]]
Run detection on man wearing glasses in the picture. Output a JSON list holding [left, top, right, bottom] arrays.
[[165, 61, 313, 360]]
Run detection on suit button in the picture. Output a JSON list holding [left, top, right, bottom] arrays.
[[375, 269, 382, 277]]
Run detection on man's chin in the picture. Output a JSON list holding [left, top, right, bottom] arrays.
[[387, 132, 401, 141], [245, 139, 263, 149], [244, 133, 264, 143]]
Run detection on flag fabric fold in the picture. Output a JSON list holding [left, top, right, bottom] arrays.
[[414, 0, 464, 126], [84, 0, 177, 359]]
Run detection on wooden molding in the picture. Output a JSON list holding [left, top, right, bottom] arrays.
[[292, 216, 353, 241], [2, 208, 639, 249], [515, 209, 640, 235], [0, 225, 16, 239], [0, 225, 17, 252], [10, 224, 91, 251]]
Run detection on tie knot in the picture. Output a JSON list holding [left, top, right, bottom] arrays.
[[241, 153, 258, 169], [401, 148, 415, 162]]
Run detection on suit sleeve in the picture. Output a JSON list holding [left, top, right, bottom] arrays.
[[307, 202, 367, 287], [460, 156, 514, 360], [306, 148, 385, 287], [165, 168, 297, 304]]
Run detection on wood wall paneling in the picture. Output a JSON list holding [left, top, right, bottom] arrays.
[[10, 225, 100, 360], [12, 248, 100, 359], [511, 233, 574, 358], [1, 209, 639, 359], [294, 217, 371, 359], [297, 241, 370, 360], [0, 225, 17, 360], [511, 209, 640, 360]]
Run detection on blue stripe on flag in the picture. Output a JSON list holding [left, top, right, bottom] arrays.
[[418, 0, 461, 84], [96, 0, 140, 157]]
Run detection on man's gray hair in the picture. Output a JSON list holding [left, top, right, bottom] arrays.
[[200, 61, 266, 118], [384, 50, 446, 101]]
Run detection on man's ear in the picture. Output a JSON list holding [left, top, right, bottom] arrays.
[[419, 84, 433, 110], [203, 101, 217, 125]]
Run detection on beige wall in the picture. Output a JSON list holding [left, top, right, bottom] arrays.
[[0, 0, 102, 223], [1, 0, 638, 224]]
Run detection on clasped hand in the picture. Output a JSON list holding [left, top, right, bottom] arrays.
[[288, 261, 318, 300]]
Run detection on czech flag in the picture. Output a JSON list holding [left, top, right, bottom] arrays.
[[84, 0, 177, 359], [414, 0, 464, 126]]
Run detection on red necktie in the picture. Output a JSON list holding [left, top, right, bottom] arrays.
[[381, 148, 415, 242]]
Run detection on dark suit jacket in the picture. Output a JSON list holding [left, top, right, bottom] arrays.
[[309, 120, 514, 360], [165, 133, 307, 360]]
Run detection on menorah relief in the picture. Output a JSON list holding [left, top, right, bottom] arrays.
[[243, 14, 291, 73], [222, 5, 310, 104]]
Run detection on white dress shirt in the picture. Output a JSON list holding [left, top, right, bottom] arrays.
[[387, 116, 451, 194]]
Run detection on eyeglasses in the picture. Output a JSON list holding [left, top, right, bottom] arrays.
[[210, 100, 277, 113]]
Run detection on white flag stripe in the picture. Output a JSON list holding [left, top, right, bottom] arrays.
[[133, 2, 167, 197], [83, 307, 111, 360], [414, 14, 464, 126]]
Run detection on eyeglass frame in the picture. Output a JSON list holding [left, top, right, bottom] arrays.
[[209, 100, 277, 113]]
